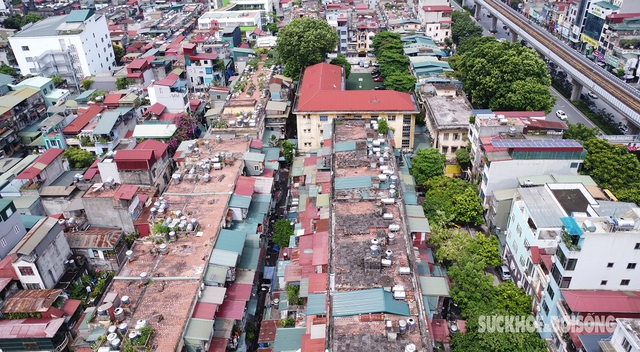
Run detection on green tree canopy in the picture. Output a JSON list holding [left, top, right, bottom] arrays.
[[51, 74, 64, 86], [63, 148, 97, 169], [371, 31, 403, 56], [563, 122, 598, 142], [377, 119, 388, 134], [272, 218, 293, 249], [422, 176, 483, 226], [22, 14, 42, 25], [410, 148, 445, 185], [113, 45, 125, 66], [329, 54, 351, 79], [0, 63, 16, 76], [281, 140, 294, 163], [451, 10, 483, 45], [115, 77, 130, 90], [455, 147, 471, 170], [378, 52, 410, 78], [275, 18, 338, 79], [267, 22, 279, 35], [452, 37, 555, 113], [2, 15, 22, 30], [582, 138, 640, 191], [383, 74, 416, 93]]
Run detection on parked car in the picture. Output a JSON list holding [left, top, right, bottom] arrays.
[[374, 85, 386, 90], [587, 91, 598, 99], [556, 110, 568, 120], [373, 76, 383, 82], [498, 265, 511, 281], [371, 69, 380, 75]]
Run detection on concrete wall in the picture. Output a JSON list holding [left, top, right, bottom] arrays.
[[41, 158, 67, 188], [35, 230, 72, 289], [118, 169, 153, 186], [82, 197, 135, 233], [41, 197, 73, 217], [0, 211, 26, 260]]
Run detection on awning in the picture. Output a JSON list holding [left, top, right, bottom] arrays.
[[0, 129, 14, 139], [171, 68, 183, 75], [28, 135, 44, 147]]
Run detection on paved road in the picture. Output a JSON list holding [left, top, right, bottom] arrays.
[[454, 4, 603, 129]]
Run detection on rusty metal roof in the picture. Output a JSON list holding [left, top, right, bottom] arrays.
[[65, 228, 123, 249], [2, 289, 61, 313]]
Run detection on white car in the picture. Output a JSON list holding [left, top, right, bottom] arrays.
[[556, 110, 568, 120], [587, 91, 598, 99]]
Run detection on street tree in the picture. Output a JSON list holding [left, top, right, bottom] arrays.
[[452, 187, 485, 226], [115, 77, 130, 90], [455, 147, 471, 170], [329, 54, 351, 79], [378, 52, 410, 77], [422, 176, 482, 226], [0, 63, 16, 76], [2, 15, 22, 30], [410, 148, 445, 186], [22, 14, 42, 25], [275, 18, 338, 79], [272, 219, 293, 249], [383, 74, 416, 93], [448, 256, 496, 313], [452, 37, 555, 113], [113, 45, 125, 65], [582, 138, 640, 191], [267, 22, 279, 35], [281, 140, 295, 163], [563, 122, 598, 142], [63, 148, 97, 169], [451, 10, 483, 45], [371, 31, 403, 56]]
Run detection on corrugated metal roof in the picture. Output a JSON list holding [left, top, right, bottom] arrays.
[[0, 318, 65, 338], [204, 264, 228, 285], [299, 278, 309, 298], [276, 260, 291, 277], [244, 151, 265, 162], [238, 246, 261, 270], [405, 205, 425, 218], [229, 194, 252, 209], [199, 286, 227, 305], [404, 192, 418, 205], [11, 217, 59, 256], [408, 217, 431, 233], [209, 249, 239, 267], [192, 302, 217, 320], [518, 187, 565, 228], [333, 141, 356, 152], [334, 176, 373, 190], [273, 327, 306, 352], [419, 276, 449, 296], [92, 111, 120, 135], [183, 318, 215, 340], [132, 124, 177, 138], [332, 288, 410, 317], [66, 228, 122, 249], [316, 194, 330, 207], [226, 283, 252, 302], [216, 300, 246, 320], [307, 293, 326, 315], [214, 229, 247, 254], [1, 289, 61, 313], [292, 167, 304, 177]]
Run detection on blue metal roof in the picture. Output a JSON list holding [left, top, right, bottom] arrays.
[[332, 288, 410, 317], [334, 176, 373, 190], [273, 328, 306, 352], [238, 246, 261, 270], [229, 194, 252, 209], [214, 229, 247, 254], [334, 141, 357, 152], [92, 111, 120, 135], [307, 293, 326, 315]]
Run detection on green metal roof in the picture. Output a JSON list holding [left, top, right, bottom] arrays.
[[93, 111, 120, 135], [209, 248, 239, 267], [262, 147, 280, 162], [204, 264, 227, 284], [332, 288, 410, 317], [244, 233, 260, 248], [419, 276, 449, 296], [238, 246, 260, 270], [334, 141, 356, 152], [408, 217, 431, 233], [277, 260, 291, 277], [425, 295, 439, 310], [334, 176, 373, 190], [74, 89, 96, 103], [273, 327, 306, 352], [214, 229, 247, 254], [248, 198, 270, 214], [307, 293, 326, 315], [244, 151, 265, 162], [19, 214, 45, 230], [183, 318, 215, 340], [405, 205, 425, 218], [229, 194, 252, 209], [299, 278, 309, 298], [66, 9, 93, 22]]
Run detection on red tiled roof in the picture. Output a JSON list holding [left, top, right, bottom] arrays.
[[0, 257, 17, 280], [191, 302, 217, 320], [225, 283, 252, 302], [126, 72, 143, 79], [114, 149, 155, 166], [0, 318, 65, 338], [63, 105, 103, 135], [422, 5, 453, 12], [16, 149, 64, 180], [190, 53, 219, 60], [250, 138, 263, 149], [561, 290, 640, 313], [155, 73, 180, 87], [113, 184, 139, 200], [238, 43, 250, 49], [307, 273, 327, 294], [216, 300, 246, 320], [135, 139, 168, 159], [104, 93, 124, 107], [128, 57, 151, 70], [189, 99, 202, 112], [296, 63, 418, 113], [301, 334, 325, 352], [146, 102, 166, 116]]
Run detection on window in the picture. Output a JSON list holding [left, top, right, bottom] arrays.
[[29, 68, 37, 74], [443, 133, 450, 140], [388, 115, 396, 121], [254, 165, 260, 171], [25, 283, 41, 290], [23, 341, 39, 350], [18, 266, 34, 276], [353, 115, 362, 119], [570, 162, 579, 168], [600, 280, 607, 285], [0, 238, 5, 247], [25, 57, 34, 62], [13, 225, 19, 234], [206, 67, 213, 74], [304, 142, 312, 147], [628, 263, 637, 269], [6, 208, 12, 217], [559, 277, 572, 289], [566, 259, 578, 271], [453, 133, 460, 140], [635, 243, 640, 249], [512, 240, 518, 254], [320, 115, 328, 122], [621, 279, 630, 286], [442, 146, 448, 154], [607, 262, 614, 268], [541, 300, 549, 315], [516, 224, 522, 236], [451, 146, 457, 153], [622, 337, 632, 352], [21, 46, 29, 51], [546, 285, 555, 300]]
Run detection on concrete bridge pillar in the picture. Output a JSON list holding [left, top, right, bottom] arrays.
[[475, 3, 482, 19], [510, 31, 518, 43], [570, 78, 583, 101], [491, 17, 498, 31]]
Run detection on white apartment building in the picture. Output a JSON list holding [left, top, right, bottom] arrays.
[[9, 10, 114, 93], [417, 1, 452, 43], [147, 73, 189, 113], [198, 10, 262, 32], [601, 319, 640, 352]]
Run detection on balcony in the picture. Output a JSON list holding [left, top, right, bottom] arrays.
[[556, 299, 575, 325]]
